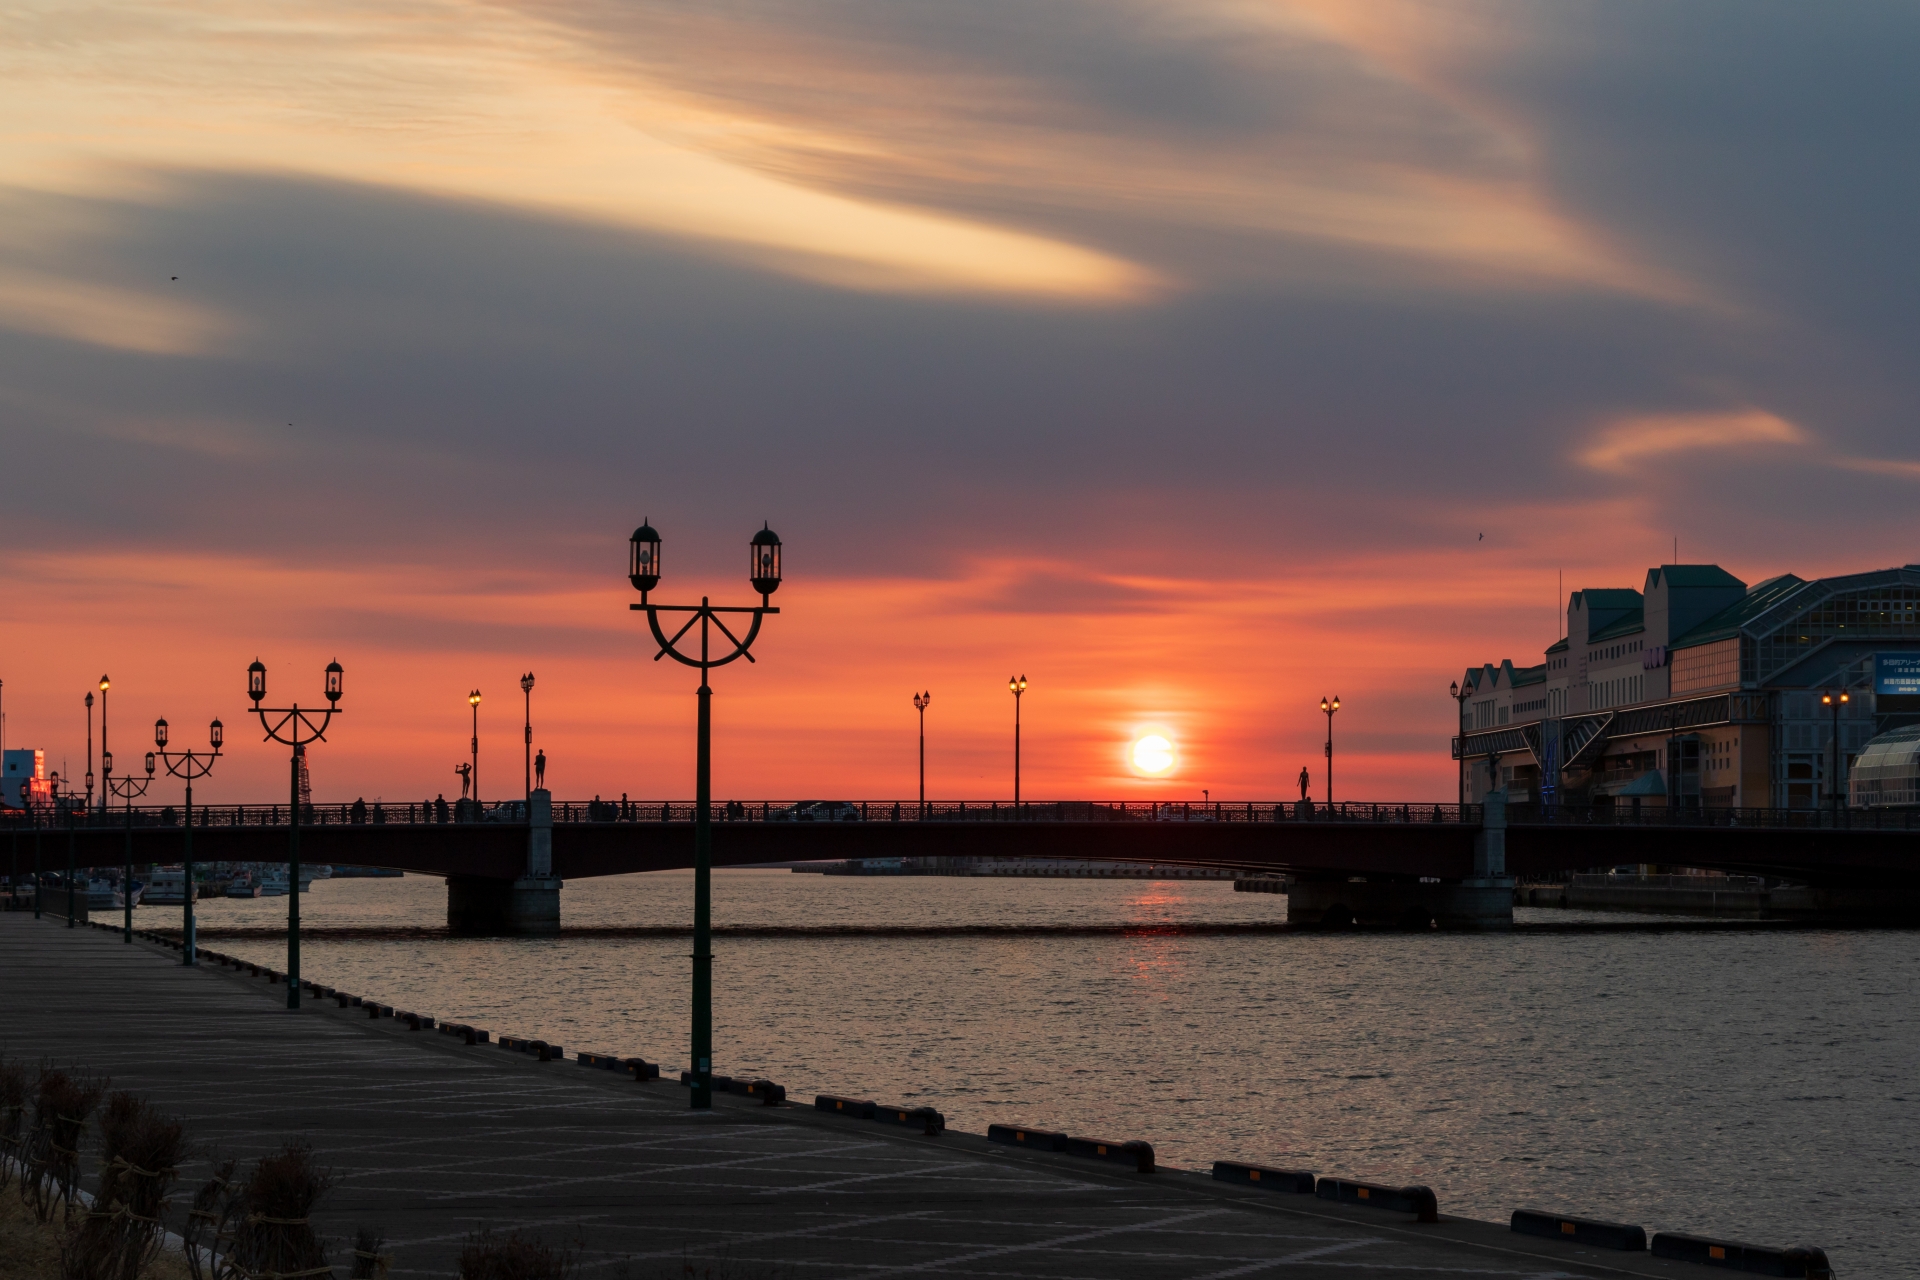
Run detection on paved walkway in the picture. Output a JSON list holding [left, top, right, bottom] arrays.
[[4, 914, 1713, 1279]]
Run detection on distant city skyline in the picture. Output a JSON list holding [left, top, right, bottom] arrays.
[[2, 2, 1915, 801]]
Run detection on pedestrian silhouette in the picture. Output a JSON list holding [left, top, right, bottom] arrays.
[[1298, 766, 1310, 801], [534, 749, 546, 789], [350, 796, 367, 825], [435, 793, 450, 824]]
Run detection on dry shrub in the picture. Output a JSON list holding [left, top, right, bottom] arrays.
[[458, 1229, 578, 1280], [183, 1157, 238, 1280], [61, 1091, 187, 1280], [0, 1054, 30, 1190], [347, 1226, 390, 1280], [223, 1143, 335, 1280], [24, 1066, 109, 1223]]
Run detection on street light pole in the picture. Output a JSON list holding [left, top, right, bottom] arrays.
[[156, 717, 221, 964], [1320, 695, 1341, 806], [468, 690, 482, 809], [913, 691, 930, 812], [85, 691, 95, 813], [521, 673, 535, 802], [627, 519, 782, 1112], [106, 750, 156, 943], [247, 659, 343, 1009], [1822, 689, 1850, 821], [1009, 676, 1027, 806], [98, 675, 111, 815], [1450, 681, 1464, 806]]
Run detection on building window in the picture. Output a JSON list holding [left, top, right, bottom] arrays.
[[1672, 637, 1740, 694]]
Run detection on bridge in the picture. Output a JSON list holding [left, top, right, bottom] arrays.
[[7, 794, 1916, 929]]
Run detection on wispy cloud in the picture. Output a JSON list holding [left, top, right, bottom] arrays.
[[1577, 409, 1806, 473]]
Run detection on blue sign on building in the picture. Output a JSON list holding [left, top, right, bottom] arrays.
[[1875, 652, 1920, 696]]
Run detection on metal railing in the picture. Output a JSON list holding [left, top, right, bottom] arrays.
[[1, 799, 1478, 828], [3, 799, 1910, 830]]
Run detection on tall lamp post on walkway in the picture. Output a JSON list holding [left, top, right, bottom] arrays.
[[1822, 689, 1850, 820], [105, 749, 156, 942], [85, 691, 95, 813], [156, 717, 221, 964], [97, 676, 111, 815], [247, 658, 342, 1009], [1320, 695, 1341, 806], [521, 673, 535, 801], [1450, 681, 1464, 806], [628, 519, 782, 1111], [468, 689, 482, 809], [1009, 676, 1027, 806], [913, 690, 931, 812]]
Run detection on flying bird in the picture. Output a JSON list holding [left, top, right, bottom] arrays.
[[1478, 532, 1484, 540]]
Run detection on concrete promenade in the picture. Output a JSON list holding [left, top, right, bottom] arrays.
[[5, 914, 1734, 1279]]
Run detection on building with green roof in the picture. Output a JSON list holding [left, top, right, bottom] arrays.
[[1453, 562, 1920, 809]]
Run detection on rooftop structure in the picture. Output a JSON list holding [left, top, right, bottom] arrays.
[[1454, 563, 1920, 809]]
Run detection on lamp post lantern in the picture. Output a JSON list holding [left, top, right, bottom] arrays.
[[1009, 675, 1027, 806], [1822, 689, 1851, 820], [106, 748, 156, 942], [628, 519, 781, 1111], [913, 691, 931, 812], [1320, 695, 1341, 806], [521, 673, 535, 801], [248, 658, 342, 1008], [156, 717, 221, 963]]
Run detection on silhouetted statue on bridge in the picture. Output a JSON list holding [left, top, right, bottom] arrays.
[[535, 749, 546, 790], [1298, 766, 1311, 801], [455, 762, 472, 799]]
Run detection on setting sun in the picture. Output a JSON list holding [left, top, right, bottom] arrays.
[[1130, 734, 1176, 775]]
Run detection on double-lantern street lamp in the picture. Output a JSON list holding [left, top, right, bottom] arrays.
[[97, 675, 111, 814], [248, 658, 343, 1009], [1009, 675, 1027, 805], [521, 672, 535, 800], [628, 519, 782, 1111], [1320, 695, 1341, 806], [913, 690, 931, 811], [155, 715, 222, 964], [1822, 689, 1850, 819], [105, 741, 156, 944]]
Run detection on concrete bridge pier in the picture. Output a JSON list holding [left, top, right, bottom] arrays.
[[446, 790, 561, 935], [1285, 790, 1514, 931]]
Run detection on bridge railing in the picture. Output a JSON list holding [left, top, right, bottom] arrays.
[[4, 799, 1909, 831], [0, 799, 1479, 829]]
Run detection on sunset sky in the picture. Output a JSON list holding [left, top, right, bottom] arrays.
[[2, 1, 1916, 805]]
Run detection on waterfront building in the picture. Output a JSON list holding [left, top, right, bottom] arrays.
[[3, 748, 45, 809], [1453, 563, 1920, 808]]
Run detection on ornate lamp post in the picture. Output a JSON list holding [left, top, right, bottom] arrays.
[[1009, 675, 1027, 806], [1320, 695, 1341, 806], [468, 689, 482, 809], [85, 691, 95, 813], [1822, 689, 1850, 820], [98, 676, 113, 814], [105, 748, 156, 942], [156, 717, 221, 964], [247, 658, 342, 1008], [913, 691, 931, 812], [628, 519, 782, 1111], [1450, 681, 1464, 805], [521, 672, 535, 801]]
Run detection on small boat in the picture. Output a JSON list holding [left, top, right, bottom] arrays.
[[257, 874, 288, 897], [115, 880, 144, 909], [225, 877, 263, 899], [144, 868, 191, 905]]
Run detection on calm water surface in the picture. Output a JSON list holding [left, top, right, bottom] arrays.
[[156, 872, 1919, 1277]]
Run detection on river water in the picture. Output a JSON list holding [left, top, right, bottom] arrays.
[[152, 872, 1919, 1277]]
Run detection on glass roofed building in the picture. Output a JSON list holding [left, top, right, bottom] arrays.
[[1452, 563, 1920, 809]]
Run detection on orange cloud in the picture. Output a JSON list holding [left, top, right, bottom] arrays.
[[1577, 409, 1806, 473]]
